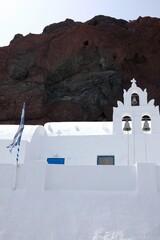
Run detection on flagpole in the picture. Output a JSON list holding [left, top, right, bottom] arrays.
[[13, 119, 23, 190], [13, 141, 20, 190], [13, 161, 18, 190], [16, 141, 21, 165], [7, 102, 25, 190]]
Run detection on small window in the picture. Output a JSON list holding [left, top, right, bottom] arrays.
[[47, 158, 65, 164], [97, 156, 115, 165]]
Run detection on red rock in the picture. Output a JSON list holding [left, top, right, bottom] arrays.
[[0, 16, 160, 123]]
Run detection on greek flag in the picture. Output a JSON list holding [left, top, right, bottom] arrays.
[[7, 102, 25, 153]]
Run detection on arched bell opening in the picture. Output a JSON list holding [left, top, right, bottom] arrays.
[[131, 93, 139, 106], [122, 116, 132, 134], [141, 115, 151, 133]]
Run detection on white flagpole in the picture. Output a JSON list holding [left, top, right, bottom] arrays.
[[11, 102, 25, 190], [13, 141, 20, 190], [13, 162, 18, 190]]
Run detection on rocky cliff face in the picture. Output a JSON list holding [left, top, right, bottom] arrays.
[[0, 15, 160, 124]]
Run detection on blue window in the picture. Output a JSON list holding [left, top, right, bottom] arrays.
[[47, 158, 65, 164], [97, 155, 115, 165]]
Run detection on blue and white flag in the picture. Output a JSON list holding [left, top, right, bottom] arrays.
[[7, 102, 25, 153]]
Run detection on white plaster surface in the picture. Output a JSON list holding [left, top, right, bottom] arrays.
[[0, 163, 159, 240], [0, 80, 160, 239]]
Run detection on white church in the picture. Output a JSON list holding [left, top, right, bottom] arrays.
[[0, 79, 160, 240], [0, 78, 159, 166]]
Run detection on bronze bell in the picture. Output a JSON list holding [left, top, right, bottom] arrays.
[[142, 120, 150, 131], [123, 120, 131, 131], [132, 96, 137, 106]]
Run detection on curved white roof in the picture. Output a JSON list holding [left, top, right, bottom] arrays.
[[0, 125, 45, 142]]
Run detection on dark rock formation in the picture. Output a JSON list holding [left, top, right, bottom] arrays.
[[0, 15, 160, 124]]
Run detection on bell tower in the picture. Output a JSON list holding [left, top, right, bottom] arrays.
[[113, 78, 160, 134]]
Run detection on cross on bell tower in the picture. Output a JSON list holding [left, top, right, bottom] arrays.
[[131, 78, 136, 86]]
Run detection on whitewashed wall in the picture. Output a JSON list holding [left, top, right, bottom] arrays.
[[0, 139, 27, 164], [41, 133, 160, 165], [45, 165, 137, 191], [0, 125, 46, 164], [0, 162, 159, 194], [24, 126, 47, 163], [0, 162, 160, 240], [1, 123, 160, 166]]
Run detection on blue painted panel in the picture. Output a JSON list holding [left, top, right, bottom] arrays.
[[47, 158, 65, 164]]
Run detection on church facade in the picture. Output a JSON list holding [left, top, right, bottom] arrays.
[[0, 78, 160, 166], [42, 78, 160, 166]]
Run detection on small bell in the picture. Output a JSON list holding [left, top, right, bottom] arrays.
[[132, 96, 137, 106], [123, 120, 131, 131], [142, 120, 150, 131]]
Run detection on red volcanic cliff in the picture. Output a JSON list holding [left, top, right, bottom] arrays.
[[0, 16, 160, 124]]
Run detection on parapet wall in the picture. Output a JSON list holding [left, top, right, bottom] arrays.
[[45, 165, 137, 191], [0, 162, 160, 194]]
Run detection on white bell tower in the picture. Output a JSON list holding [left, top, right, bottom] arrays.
[[113, 78, 160, 134]]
